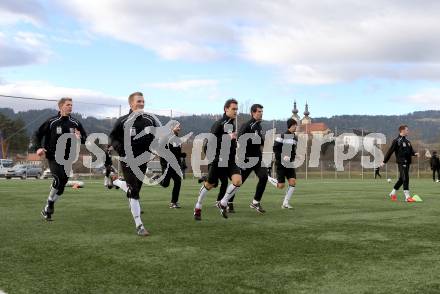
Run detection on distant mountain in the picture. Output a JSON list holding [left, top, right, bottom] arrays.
[[313, 111, 440, 143], [1, 108, 439, 144]]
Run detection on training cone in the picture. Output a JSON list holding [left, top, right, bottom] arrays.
[[412, 195, 423, 202]]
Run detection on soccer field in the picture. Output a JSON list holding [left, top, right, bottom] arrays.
[[0, 178, 439, 294]]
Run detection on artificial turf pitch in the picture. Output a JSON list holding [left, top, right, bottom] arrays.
[[0, 178, 439, 294]]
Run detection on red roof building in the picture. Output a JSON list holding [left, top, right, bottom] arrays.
[[292, 101, 331, 135]]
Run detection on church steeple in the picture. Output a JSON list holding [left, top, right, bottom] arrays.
[[292, 100, 300, 123], [301, 101, 312, 125], [293, 101, 298, 115], [304, 102, 310, 117]]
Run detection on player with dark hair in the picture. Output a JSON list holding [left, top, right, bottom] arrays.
[[30, 97, 87, 221], [228, 103, 268, 213], [193, 99, 242, 220], [272, 118, 299, 209], [382, 125, 419, 202]]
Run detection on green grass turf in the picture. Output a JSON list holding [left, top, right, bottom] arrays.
[[1, 177, 440, 294]]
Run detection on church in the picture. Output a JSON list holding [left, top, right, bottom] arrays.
[[291, 101, 331, 135]]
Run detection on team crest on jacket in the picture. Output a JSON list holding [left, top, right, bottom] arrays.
[[130, 127, 136, 136]]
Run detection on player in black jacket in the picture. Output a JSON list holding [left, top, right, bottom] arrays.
[[109, 92, 157, 236], [374, 167, 382, 179], [193, 99, 242, 221], [159, 122, 183, 208], [382, 125, 419, 202], [430, 151, 440, 182], [228, 104, 268, 213], [30, 97, 87, 221], [273, 118, 299, 209]]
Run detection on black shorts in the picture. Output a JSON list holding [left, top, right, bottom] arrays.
[[276, 161, 296, 183], [48, 159, 69, 194], [207, 162, 241, 186], [120, 161, 147, 199]]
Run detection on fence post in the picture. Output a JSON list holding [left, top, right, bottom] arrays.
[[320, 160, 323, 180], [348, 160, 351, 179]]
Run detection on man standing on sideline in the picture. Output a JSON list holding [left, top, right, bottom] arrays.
[[271, 118, 299, 209], [30, 97, 87, 221], [430, 151, 440, 182], [374, 167, 382, 179], [382, 125, 419, 202], [228, 104, 268, 213], [109, 92, 157, 236], [193, 99, 242, 221]]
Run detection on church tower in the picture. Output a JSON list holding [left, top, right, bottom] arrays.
[[301, 102, 312, 125], [291, 100, 300, 124]]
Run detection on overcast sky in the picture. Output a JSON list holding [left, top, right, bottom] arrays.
[[1, 0, 440, 119]]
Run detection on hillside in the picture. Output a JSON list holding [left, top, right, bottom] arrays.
[[1, 108, 439, 144]]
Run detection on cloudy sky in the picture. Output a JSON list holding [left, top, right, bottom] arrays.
[[0, 0, 440, 119]]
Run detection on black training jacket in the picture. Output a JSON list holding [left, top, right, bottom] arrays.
[[210, 114, 237, 164], [109, 110, 157, 157], [30, 112, 87, 160], [383, 135, 416, 165], [238, 117, 264, 159], [430, 155, 440, 169], [273, 131, 298, 164], [160, 134, 183, 168]]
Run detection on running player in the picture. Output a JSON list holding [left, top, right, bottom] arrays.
[[272, 118, 298, 209], [159, 122, 183, 208], [109, 92, 157, 236], [193, 99, 242, 220], [31, 97, 87, 221], [229, 104, 268, 213]]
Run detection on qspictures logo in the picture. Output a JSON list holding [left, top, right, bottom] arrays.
[[54, 111, 386, 183]]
